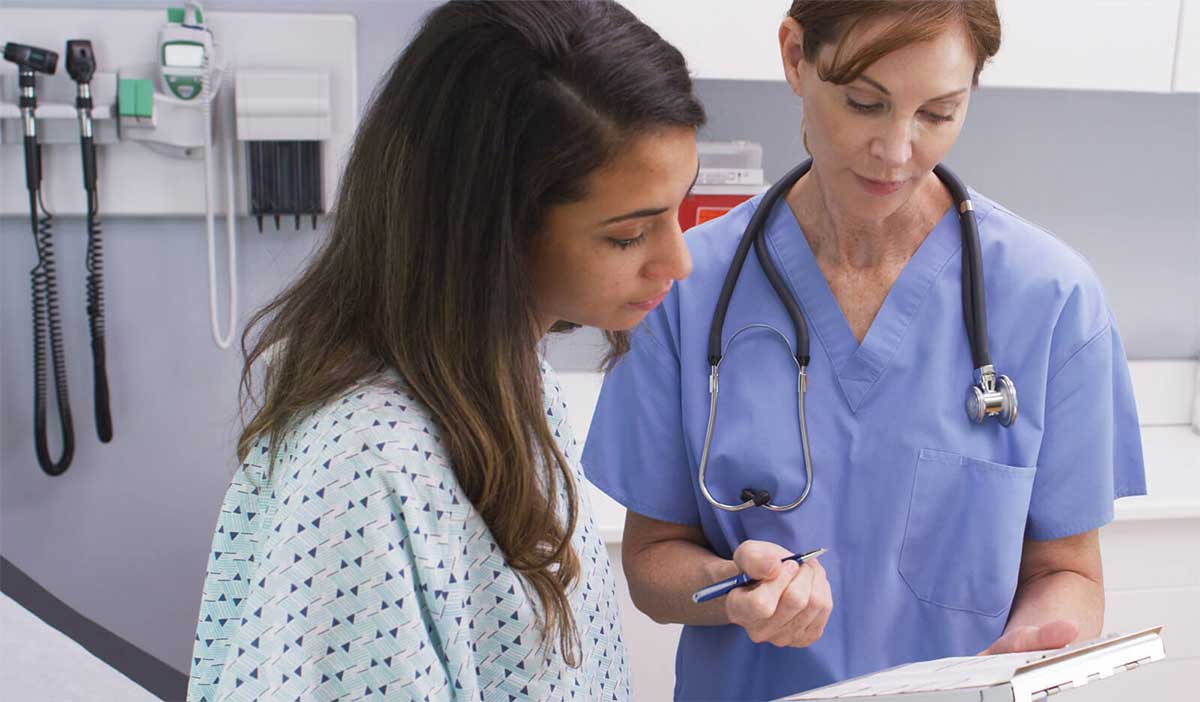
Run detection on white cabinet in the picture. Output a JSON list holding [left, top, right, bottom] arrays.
[[982, 0, 1181, 92], [1176, 0, 1200, 91], [1095, 516, 1200, 701], [619, 0, 1190, 93], [618, 0, 787, 82]]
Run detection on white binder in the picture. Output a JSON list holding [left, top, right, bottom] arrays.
[[779, 626, 1165, 702]]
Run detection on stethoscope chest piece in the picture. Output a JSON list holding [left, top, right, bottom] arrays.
[[966, 364, 1018, 426]]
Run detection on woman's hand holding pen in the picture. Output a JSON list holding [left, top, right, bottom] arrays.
[[726, 540, 833, 648]]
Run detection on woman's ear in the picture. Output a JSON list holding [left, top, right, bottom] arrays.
[[780, 17, 809, 98]]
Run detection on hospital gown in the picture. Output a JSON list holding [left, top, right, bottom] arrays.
[[187, 362, 629, 702]]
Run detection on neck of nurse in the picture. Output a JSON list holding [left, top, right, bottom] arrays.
[[788, 167, 946, 271]]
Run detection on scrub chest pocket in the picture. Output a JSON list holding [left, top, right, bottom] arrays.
[[899, 448, 1036, 617]]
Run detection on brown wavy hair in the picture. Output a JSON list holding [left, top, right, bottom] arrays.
[[788, 0, 1002, 85], [235, 0, 703, 666]]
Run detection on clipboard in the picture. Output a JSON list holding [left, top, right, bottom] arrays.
[[778, 626, 1165, 702]]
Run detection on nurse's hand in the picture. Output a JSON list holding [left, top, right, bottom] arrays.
[[726, 540, 833, 648], [980, 619, 1079, 655]]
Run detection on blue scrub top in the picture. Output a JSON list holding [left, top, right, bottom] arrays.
[[582, 189, 1147, 702]]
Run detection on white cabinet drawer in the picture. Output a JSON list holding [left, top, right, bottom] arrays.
[[618, 0, 785, 82], [983, 0, 1181, 92], [619, 0, 1185, 92]]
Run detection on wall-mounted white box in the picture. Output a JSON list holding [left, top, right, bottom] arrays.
[[235, 70, 331, 142]]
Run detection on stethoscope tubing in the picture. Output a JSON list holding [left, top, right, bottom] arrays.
[[698, 324, 814, 512], [699, 158, 997, 513]]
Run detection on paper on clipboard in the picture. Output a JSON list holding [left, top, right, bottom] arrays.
[[779, 626, 1165, 701]]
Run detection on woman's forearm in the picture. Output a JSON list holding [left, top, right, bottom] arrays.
[[622, 536, 739, 626], [1007, 569, 1104, 640]]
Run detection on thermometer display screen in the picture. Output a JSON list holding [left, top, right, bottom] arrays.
[[164, 43, 205, 67]]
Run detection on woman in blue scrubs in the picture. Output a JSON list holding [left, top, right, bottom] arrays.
[[583, 1, 1147, 700]]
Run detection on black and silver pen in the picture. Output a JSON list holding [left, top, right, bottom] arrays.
[[691, 548, 827, 604]]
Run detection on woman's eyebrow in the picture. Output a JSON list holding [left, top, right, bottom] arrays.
[[598, 163, 700, 225], [858, 74, 967, 101], [601, 207, 669, 225]]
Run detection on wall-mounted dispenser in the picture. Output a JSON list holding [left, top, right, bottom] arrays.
[[236, 70, 330, 231]]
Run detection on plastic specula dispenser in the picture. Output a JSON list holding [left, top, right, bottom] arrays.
[[234, 70, 330, 231]]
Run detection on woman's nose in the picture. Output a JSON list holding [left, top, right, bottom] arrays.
[[647, 220, 693, 282], [869, 118, 913, 168]]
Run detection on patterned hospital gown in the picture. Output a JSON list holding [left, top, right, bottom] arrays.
[[187, 362, 630, 701]]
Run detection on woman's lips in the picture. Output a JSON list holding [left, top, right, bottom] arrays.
[[856, 174, 906, 196], [628, 288, 670, 312]]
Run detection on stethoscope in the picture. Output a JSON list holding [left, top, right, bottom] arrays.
[[698, 159, 1017, 513]]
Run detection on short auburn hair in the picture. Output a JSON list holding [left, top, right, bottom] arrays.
[[788, 0, 1001, 85]]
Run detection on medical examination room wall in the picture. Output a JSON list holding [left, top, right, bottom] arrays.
[[1, 2, 1198, 701]]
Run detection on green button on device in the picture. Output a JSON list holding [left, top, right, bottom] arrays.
[[118, 78, 155, 120]]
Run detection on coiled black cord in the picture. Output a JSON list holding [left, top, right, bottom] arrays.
[[30, 188, 75, 475], [82, 138, 113, 443]]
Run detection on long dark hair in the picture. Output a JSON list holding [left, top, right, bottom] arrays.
[[237, 0, 704, 665]]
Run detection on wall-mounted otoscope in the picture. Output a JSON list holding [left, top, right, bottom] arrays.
[[66, 38, 114, 444], [4, 41, 76, 476]]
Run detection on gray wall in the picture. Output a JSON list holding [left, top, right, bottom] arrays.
[[2, 0, 1198, 689], [549, 81, 1200, 370]]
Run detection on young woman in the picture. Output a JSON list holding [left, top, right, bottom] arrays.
[[186, 2, 703, 700]]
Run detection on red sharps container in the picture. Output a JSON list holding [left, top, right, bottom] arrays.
[[679, 141, 769, 233]]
